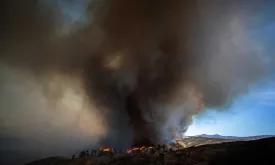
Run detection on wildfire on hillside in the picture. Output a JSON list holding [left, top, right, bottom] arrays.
[[99, 146, 115, 153], [100, 146, 150, 153], [100, 139, 185, 154], [126, 146, 151, 153], [103, 148, 113, 152]]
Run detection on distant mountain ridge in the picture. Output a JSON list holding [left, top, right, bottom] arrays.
[[176, 134, 275, 149], [193, 134, 275, 140]]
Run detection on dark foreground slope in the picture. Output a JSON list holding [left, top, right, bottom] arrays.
[[26, 137, 275, 165]]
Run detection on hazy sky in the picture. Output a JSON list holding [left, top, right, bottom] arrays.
[[187, 9, 275, 136], [186, 79, 275, 136]]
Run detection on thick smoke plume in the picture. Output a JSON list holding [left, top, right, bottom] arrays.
[[0, 0, 271, 162]]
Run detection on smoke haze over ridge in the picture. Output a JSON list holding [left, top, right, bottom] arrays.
[[0, 0, 273, 164]]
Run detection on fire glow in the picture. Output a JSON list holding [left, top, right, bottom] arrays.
[[126, 146, 153, 153], [100, 146, 114, 152], [101, 147, 149, 153], [103, 148, 112, 152], [99, 139, 185, 154]]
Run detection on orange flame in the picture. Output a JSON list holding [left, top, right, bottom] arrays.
[[131, 147, 139, 152], [140, 146, 146, 150], [103, 148, 110, 152], [102, 148, 114, 152], [127, 146, 153, 153]]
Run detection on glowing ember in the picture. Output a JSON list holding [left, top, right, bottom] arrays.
[[132, 147, 139, 151], [100, 146, 154, 154], [103, 148, 110, 152], [101, 148, 114, 152], [140, 146, 146, 151], [126, 146, 153, 153]]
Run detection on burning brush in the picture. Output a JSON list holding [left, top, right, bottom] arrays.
[[99, 146, 154, 154], [102, 148, 114, 152], [126, 146, 155, 153]]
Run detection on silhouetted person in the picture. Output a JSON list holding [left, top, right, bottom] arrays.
[[72, 154, 76, 160]]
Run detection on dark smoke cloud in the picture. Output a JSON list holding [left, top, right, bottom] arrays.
[[85, 0, 269, 147], [0, 0, 272, 163]]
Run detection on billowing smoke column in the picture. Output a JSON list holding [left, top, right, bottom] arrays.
[[0, 0, 270, 156], [76, 0, 268, 148]]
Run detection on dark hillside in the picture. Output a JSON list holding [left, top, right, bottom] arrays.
[[25, 137, 275, 165]]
